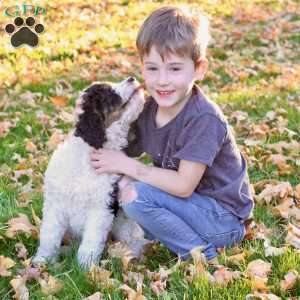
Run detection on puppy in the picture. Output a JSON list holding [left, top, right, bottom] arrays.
[[33, 77, 145, 269]]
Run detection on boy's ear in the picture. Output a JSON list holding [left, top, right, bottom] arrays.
[[195, 58, 208, 81]]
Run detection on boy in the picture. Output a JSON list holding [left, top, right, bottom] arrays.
[[90, 6, 254, 263]]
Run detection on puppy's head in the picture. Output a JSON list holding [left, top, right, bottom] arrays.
[[74, 77, 144, 149]]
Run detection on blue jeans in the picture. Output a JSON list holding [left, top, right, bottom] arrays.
[[121, 181, 245, 260]]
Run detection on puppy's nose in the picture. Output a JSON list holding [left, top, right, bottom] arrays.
[[127, 77, 135, 83]]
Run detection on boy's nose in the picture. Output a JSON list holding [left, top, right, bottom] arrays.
[[157, 70, 169, 85], [127, 77, 135, 82]]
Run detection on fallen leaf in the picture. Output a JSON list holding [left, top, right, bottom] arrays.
[[83, 292, 103, 300], [256, 182, 293, 204], [245, 291, 281, 300], [86, 265, 118, 289], [47, 130, 66, 151], [51, 96, 68, 107], [212, 266, 241, 286], [246, 259, 272, 279], [150, 280, 167, 296], [226, 252, 246, 264], [39, 275, 64, 296], [0, 120, 13, 138], [280, 269, 298, 291], [6, 213, 38, 238], [245, 259, 272, 291], [25, 139, 38, 153], [264, 239, 287, 257], [107, 241, 135, 270], [119, 283, 147, 300], [285, 222, 300, 249], [15, 243, 28, 259], [0, 255, 16, 277], [10, 275, 29, 300]]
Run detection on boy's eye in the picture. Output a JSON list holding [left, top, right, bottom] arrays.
[[171, 68, 181, 71], [147, 67, 157, 71]]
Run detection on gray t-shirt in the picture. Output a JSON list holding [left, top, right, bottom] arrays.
[[125, 85, 254, 220]]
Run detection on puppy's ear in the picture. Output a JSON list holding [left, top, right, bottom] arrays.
[[74, 86, 107, 149], [75, 111, 107, 149]]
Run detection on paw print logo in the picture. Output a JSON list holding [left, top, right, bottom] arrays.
[[4, 17, 44, 48]]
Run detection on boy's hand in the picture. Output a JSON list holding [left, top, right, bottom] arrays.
[[90, 149, 131, 175]]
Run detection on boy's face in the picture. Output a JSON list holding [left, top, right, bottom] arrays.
[[141, 46, 206, 110]]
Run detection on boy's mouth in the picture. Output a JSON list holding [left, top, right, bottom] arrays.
[[156, 90, 175, 96]]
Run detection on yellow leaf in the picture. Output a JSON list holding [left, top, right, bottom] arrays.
[[6, 213, 38, 238], [0, 255, 16, 277], [107, 241, 135, 270], [10, 275, 29, 300], [83, 292, 103, 300], [51, 96, 68, 107], [285, 222, 300, 249], [47, 130, 66, 151], [280, 269, 298, 291], [39, 275, 64, 296], [150, 280, 166, 296], [245, 259, 272, 283], [25, 140, 38, 153], [226, 252, 246, 265], [212, 266, 241, 286], [245, 291, 281, 300], [87, 265, 112, 285]]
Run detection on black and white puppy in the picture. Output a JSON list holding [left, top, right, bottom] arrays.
[[33, 77, 145, 269]]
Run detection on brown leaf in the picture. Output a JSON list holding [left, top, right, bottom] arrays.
[[39, 275, 64, 296], [107, 241, 135, 270], [245, 291, 281, 300], [212, 266, 241, 286], [119, 283, 147, 300], [87, 265, 111, 283], [6, 214, 38, 238], [10, 275, 29, 300], [264, 239, 287, 257], [150, 280, 166, 296], [15, 243, 28, 260], [246, 259, 272, 278], [25, 139, 38, 153], [0, 120, 13, 138], [47, 130, 66, 151], [83, 292, 103, 300], [280, 269, 298, 291], [226, 252, 246, 265], [285, 222, 300, 249], [272, 198, 295, 219], [256, 182, 293, 204], [51, 96, 68, 107], [0, 255, 16, 277]]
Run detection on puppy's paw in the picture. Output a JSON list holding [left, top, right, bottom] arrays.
[[77, 248, 100, 270], [31, 254, 56, 266]]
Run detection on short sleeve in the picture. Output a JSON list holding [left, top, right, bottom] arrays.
[[173, 114, 227, 167]]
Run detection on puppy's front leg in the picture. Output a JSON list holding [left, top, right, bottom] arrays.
[[33, 207, 66, 264], [77, 209, 114, 270]]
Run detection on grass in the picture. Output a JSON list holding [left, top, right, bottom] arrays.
[[0, 0, 300, 299]]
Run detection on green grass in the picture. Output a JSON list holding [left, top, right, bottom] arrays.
[[0, 0, 300, 299]]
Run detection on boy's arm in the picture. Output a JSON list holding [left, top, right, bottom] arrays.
[[122, 157, 206, 198]]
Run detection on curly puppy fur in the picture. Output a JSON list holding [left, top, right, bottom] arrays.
[[33, 78, 145, 269]]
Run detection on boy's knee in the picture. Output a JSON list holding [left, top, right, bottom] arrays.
[[119, 184, 138, 204]]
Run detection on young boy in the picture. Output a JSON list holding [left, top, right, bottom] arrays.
[[90, 6, 254, 263]]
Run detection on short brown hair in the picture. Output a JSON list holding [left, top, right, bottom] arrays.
[[136, 6, 210, 64]]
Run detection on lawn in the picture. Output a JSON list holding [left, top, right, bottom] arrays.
[[0, 0, 300, 299]]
